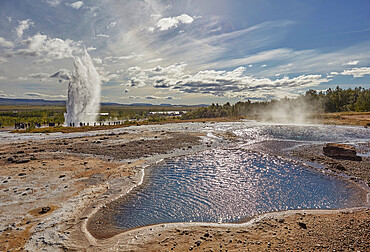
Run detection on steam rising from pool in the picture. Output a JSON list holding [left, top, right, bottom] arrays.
[[65, 48, 101, 126]]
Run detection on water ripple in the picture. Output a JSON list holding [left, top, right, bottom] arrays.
[[114, 148, 366, 230]]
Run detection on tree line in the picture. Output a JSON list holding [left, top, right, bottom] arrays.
[[181, 87, 370, 120]]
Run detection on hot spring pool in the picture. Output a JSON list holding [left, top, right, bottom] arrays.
[[112, 148, 366, 230]]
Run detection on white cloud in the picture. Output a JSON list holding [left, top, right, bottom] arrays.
[[44, 0, 62, 6], [150, 14, 162, 19], [41, 36, 81, 59], [93, 57, 102, 64], [176, 70, 328, 98], [14, 33, 82, 60], [214, 48, 297, 69], [19, 72, 50, 82], [105, 73, 120, 82], [25, 92, 66, 99], [66, 1, 84, 10], [198, 20, 294, 46], [97, 34, 109, 38], [126, 95, 177, 100], [341, 67, 370, 78], [176, 14, 194, 24], [25, 33, 47, 50], [119, 53, 144, 60], [104, 53, 143, 63], [109, 19, 294, 75], [28, 73, 50, 79], [126, 64, 329, 99], [145, 95, 176, 100], [148, 63, 187, 76], [148, 58, 165, 63], [343, 60, 359, 66], [209, 26, 222, 33], [16, 19, 34, 39], [151, 14, 194, 31], [0, 90, 14, 97], [107, 21, 117, 29], [156, 18, 178, 31], [0, 57, 8, 63], [0, 37, 14, 48], [125, 66, 148, 87]]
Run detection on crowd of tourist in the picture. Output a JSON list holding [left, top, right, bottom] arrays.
[[14, 122, 59, 129], [13, 120, 128, 129]]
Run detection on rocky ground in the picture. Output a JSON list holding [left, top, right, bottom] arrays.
[[289, 142, 370, 187], [0, 129, 205, 251], [0, 124, 369, 251], [84, 208, 370, 251], [46, 131, 201, 161]]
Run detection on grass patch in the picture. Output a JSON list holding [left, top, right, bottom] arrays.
[[316, 112, 370, 126]]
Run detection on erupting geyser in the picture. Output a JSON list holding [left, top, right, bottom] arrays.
[[65, 48, 101, 126]]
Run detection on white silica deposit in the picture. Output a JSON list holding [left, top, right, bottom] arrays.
[[65, 48, 101, 126]]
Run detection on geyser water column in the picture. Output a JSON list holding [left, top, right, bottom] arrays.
[[65, 48, 101, 126]]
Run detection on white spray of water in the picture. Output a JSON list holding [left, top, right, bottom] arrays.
[[65, 48, 101, 126]]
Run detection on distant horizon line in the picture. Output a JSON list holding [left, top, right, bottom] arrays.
[[0, 97, 209, 107]]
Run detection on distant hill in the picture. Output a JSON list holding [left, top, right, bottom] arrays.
[[0, 98, 209, 107], [0, 98, 65, 106]]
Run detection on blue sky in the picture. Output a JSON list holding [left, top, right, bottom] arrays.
[[0, 0, 369, 104]]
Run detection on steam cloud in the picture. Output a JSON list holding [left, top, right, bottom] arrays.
[[65, 48, 101, 126], [254, 98, 323, 124]]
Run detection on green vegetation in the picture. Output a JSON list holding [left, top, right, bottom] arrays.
[[320, 87, 370, 112], [182, 87, 370, 120], [0, 105, 197, 127], [0, 107, 66, 126]]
